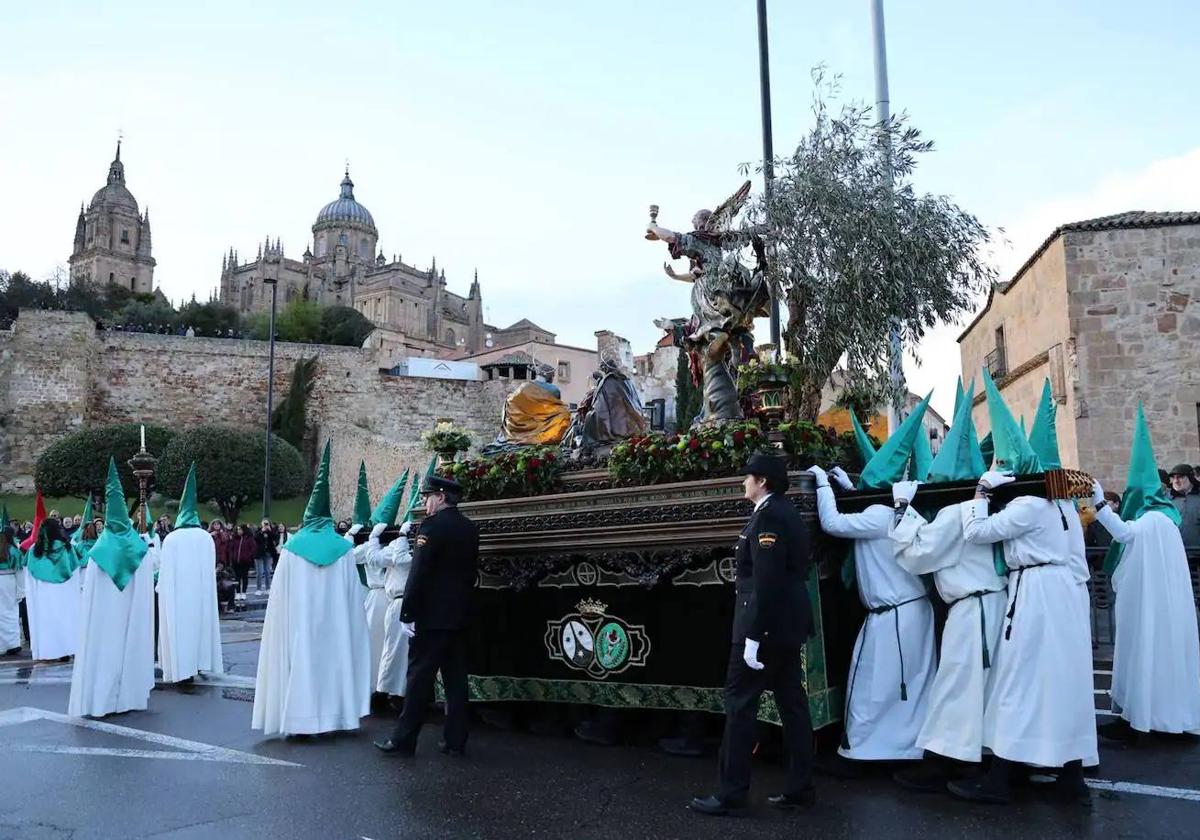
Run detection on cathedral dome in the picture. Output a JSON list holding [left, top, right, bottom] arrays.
[[89, 143, 139, 214], [314, 169, 376, 231]]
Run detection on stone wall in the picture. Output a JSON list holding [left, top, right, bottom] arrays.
[[1069, 225, 1200, 485], [0, 309, 508, 495]]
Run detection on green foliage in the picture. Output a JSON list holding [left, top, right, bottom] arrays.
[[177, 299, 241, 336], [775, 421, 871, 471], [157, 424, 307, 524], [608, 421, 773, 487], [35, 423, 175, 498], [112, 296, 178, 331], [442, 447, 563, 501], [274, 299, 323, 342], [674, 349, 702, 431], [272, 356, 317, 451], [421, 422, 473, 454], [319, 305, 375, 347], [1, 270, 60, 310], [735, 358, 793, 396], [742, 69, 996, 420]]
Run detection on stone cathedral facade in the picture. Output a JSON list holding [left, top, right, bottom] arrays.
[[218, 169, 486, 357], [68, 143, 156, 293]]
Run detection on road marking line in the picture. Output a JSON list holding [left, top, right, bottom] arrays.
[[1088, 779, 1200, 802], [0, 706, 300, 767]]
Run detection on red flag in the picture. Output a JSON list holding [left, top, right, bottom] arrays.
[[19, 490, 46, 552]]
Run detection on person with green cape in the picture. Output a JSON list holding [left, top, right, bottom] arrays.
[[889, 381, 1007, 792], [1090, 405, 1200, 739], [252, 442, 372, 737], [157, 463, 224, 684], [69, 458, 154, 717], [342, 460, 395, 701], [1, 508, 24, 655], [950, 370, 1097, 807], [373, 464, 427, 701], [23, 508, 82, 661], [807, 395, 937, 769]]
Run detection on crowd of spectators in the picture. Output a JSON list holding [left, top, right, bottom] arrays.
[[96, 322, 246, 339]]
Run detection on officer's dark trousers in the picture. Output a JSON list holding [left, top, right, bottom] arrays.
[[390, 629, 470, 751], [718, 641, 813, 804]]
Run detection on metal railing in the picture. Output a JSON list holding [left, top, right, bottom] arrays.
[[984, 347, 1008, 379]]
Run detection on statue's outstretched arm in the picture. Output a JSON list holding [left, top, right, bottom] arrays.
[[645, 224, 679, 244], [663, 262, 699, 283]]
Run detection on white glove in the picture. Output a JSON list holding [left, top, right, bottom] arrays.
[[829, 466, 854, 491], [399, 520, 413, 536], [808, 465, 829, 488], [978, 470, 1016, 490], [1091, 480, 1105, 507], [369, 522, 387, 540], [347, 523, 363, 537], [892, 480, 921, 505], [743, 638, 764, 671], [400, 622, 416, 638]]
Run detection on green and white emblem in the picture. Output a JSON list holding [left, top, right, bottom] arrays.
[[545, 599, 650, 680]]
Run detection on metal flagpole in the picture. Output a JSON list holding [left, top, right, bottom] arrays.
[[757, 0, 782, 359], [871, 0, 904, 436]]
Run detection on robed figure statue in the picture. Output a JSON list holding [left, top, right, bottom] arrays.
[[646, 181, 769, 424]]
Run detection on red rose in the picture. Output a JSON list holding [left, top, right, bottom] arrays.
[[701, 451, 710, 460], [530, 457, 543, 469], [732, 431, 745, 446], [546, 452, 556, 462], [688, 438, 700, 451]]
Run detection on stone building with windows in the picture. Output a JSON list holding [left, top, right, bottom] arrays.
[[219, 168, 485, 359], [68, 143, 156, 293], [958, 211, 1200, 486], [455, 320, 599, 405]]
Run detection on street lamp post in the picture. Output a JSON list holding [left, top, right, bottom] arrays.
[[262, 268, 279, 520], [756, 0, 782, 359]]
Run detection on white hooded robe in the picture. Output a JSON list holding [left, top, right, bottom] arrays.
[[157, 528, 224, 683]]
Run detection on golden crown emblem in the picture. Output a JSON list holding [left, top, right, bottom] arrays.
[[575, 598, 608, 617]]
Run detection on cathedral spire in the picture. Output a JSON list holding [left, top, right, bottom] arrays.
[[107, 140, 125, 187], [340, 166, 355, 200]]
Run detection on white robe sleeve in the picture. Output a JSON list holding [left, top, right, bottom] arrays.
[[892, 506, 959, 576], [961, 498, 1038, 545], [1094, 504, 1140, 545], [369, 538, 410, 570], [815, 486, 890, 540]]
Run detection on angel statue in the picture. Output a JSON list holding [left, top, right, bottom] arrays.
[[645, 181, 769, 424]]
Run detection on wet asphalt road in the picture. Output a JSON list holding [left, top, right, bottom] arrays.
[[2, 622, 1199, 839]]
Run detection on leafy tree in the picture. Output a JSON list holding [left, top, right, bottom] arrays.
[[177, 299, 241, 336], [0, 270, 58, 310], [744, 71, 996, 420], [674, 348, 702, 431], [319, 305, 375, 347], [272, 356, 318, 451], [112, 297, 179, 332], [157, 425, 307, 524], [35, 424, 175, 500], [275, 299, 323, 342]]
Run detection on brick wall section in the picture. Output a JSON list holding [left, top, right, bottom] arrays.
[[0, 310, 507, 494], [1069, 225, 1200, 484]]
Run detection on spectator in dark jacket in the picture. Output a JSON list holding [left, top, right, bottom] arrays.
[[254, 520, 277, 591], [1168, 464, 1200, 549], [230, 525, 258, 594]]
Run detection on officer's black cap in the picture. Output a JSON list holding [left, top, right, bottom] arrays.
[[741, 453, 788, 487], [421, 474, 463, 495]]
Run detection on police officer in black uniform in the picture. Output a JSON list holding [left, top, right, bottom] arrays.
[[375, 475, 480, 757], [690, 453, 816, 816]]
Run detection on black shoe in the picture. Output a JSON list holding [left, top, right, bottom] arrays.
[[688, 795, 747, 817], [439, 741, 466, 757], [574, 721, 618, 747], [1097, 719, 1138, 743], [659, 736, 704, 757], [374, 739, 415, 756], [767, 788, 816, 810], [894, 760, 953, 793], [1052, 766, 1093, 808], [947, 777, 1011, 805], [815, 753, 862, 779]]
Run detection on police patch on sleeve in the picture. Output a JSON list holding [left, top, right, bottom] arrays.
[[757, 532, 777, 548]]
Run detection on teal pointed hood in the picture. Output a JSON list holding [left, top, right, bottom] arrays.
[[71, 496, 94, 547], [858, 393, 932, 489], [370, 470, 410, 528], [849, 411, 878, 468], [88, 457, 148, 590], [1027, 379, 1062, 470], [285, 441, 352, 566], [979, 432, 994, 470], [982, 369, 1041, 476], [1104, 404, 1181, 573], [352, 461, 373, 527], [927, 381, 987, 483], [174, 463, 202, 529]]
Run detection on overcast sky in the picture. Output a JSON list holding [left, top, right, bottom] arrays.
[[4, 1, 1198, 418]]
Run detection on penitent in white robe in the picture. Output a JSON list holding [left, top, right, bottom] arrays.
[[375, 537, 413, 696], [349, 538, 387, 692], [25, 569, 81, 661], [893, 503, 1008, 762], [68, 557, 156, 717], [962, 496, 1099, 768], [815, 487, 937, 761], [252, 546, 372, 736], [157, 528, 224, 683], [0, 567, 20, 651], [1097, 506, 1200, 734]]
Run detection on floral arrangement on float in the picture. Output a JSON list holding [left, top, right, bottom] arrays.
[[736, 357, 793, 427], [442, 446, 563, 501], [421, 420, 473, 468], [607, 420, 775, 486], [776, 420, 876, 473]]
